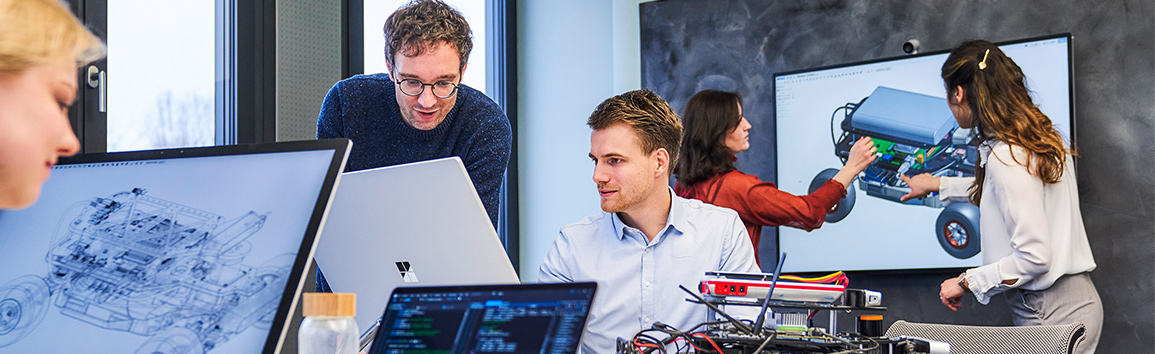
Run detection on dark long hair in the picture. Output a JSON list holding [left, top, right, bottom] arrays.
[[674, 90, 744, 185], [942, 40, 1071, 205]]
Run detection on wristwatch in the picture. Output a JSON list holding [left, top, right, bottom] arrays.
[[957, 272, 971, 293]]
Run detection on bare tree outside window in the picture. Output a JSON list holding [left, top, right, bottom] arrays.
[[107, 2, 214, 152], [144, 91, 214, 149]]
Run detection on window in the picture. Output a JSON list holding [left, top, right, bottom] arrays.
[[69, 0, 271, 153], [106, 2, 216, 151]]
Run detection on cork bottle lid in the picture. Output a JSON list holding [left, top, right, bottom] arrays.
[[302, 293, 356, 317]]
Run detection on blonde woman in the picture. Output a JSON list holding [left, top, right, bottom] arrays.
[[902, 40, 1100, 354], [0, 0, 104, 209]]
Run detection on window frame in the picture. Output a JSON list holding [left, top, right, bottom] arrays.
[[69, 0, 107, 153]]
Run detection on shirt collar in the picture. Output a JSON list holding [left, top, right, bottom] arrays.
[[609, 187, 687, 241], [665, 187, 689, 235], [977, 140, 1000, 168]]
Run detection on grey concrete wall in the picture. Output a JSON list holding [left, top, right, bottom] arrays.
[[276, 0, 342, 142], [640, 0, 1154, 350]]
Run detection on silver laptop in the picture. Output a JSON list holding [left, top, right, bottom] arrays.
[[313, 157, 519, 330]]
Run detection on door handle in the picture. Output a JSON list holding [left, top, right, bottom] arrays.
[[86, 65, 106, 113]]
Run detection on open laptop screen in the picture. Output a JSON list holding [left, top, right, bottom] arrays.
[[369, 282, 598, 354], [0, 139, 350, 354], [314, 157, 520, 331]]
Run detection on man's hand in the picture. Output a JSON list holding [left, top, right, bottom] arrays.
[[899, 173, 940, 202], [938, 277, 965, 311], [831, 137, 878, 188]]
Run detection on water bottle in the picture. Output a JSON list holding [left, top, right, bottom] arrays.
[[299, 293, 359, 354]]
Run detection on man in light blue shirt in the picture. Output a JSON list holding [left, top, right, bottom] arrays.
[[538, 90, 760, 353]]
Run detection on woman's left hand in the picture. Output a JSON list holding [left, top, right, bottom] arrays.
[[938, 277, 965, 311]]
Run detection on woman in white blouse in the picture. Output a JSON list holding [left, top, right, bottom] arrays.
[[900, 40, 1101, 354]]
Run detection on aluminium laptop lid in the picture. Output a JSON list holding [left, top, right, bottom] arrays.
[[0, 139, 351, 354], [313, 156, 520, 331], [367, 282, 598, 354]]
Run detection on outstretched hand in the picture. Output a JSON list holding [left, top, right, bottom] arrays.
[[830, 137, 878, 188], [899, 173, 940, 202], [844, 136, 878, 173]]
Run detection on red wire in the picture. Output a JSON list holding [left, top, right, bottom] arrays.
[[692, 333, 724, 353], [634, 338, 661, 349]]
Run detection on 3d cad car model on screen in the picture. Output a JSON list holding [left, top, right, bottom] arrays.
[[810, 86, 982, 259], [0, 188, 291, 354]]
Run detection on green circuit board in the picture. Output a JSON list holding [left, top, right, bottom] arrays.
[[869, 137, 940, 171]]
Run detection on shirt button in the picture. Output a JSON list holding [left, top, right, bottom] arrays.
[[645, 281, 651, 287], [644, 317, 651, 323], [645, 247, 651, 253]]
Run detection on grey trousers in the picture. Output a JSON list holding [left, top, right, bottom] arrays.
[[1005, 272, 1102, 354]]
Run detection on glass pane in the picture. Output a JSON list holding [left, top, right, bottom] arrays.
[[364, 0, 487, 95], [107, 2, 215, 152]]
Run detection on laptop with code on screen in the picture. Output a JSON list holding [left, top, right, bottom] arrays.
[[366, 282, 598, 354], [0, 139, 350, 354]]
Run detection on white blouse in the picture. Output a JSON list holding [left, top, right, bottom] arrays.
[[938, 141, 1096, 304]]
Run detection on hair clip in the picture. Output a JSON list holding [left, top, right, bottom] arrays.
[[978, 49, 990, 70]]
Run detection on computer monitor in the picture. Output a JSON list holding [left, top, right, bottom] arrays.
[[0, 139, 350, 354], [367, 282, 598, 354], [773, 34, 1074, 272]]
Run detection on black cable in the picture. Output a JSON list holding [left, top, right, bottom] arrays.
[[751, 329, 778, 353], [636, 324, 697, 354], [834, 103, 858, 142], [827, 341, 879, 354], [685, 320, 728, 334], [830, 104, 850, 148], [653, 324, 693, 354], [821, 331, 880, 354], [677, 285, 755, 335], [630, 330, 665, 354]]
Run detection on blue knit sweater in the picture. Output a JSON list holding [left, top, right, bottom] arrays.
[[317, 73, 512, 228]]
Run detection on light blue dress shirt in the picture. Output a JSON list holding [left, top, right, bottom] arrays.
[[539, 189, 760, 353]]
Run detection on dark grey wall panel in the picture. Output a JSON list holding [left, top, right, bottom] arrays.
[[640, 0, 1154, 351]]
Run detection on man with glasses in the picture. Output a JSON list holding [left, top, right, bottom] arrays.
[[315, 0, 511, 292]]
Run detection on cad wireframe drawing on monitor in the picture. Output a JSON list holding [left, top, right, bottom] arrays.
[[774, 34, 1073, 272], [0, 139, 349, 354]]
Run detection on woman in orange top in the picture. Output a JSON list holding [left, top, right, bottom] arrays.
[[674, 90, 877, 262]]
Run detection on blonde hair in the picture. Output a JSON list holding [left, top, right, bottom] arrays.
[[0, 0, 105, 74]]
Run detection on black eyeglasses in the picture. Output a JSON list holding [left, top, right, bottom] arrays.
[[394, 78, 460, 98]]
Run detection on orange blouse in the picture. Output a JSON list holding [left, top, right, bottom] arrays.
[[675, 170, 845, 262]]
